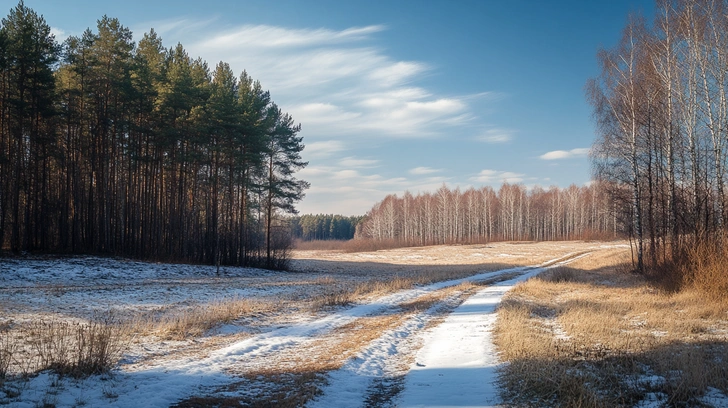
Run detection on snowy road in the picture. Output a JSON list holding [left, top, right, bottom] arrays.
[[310, 253, 590, 408], [396, 267, 548, 407]]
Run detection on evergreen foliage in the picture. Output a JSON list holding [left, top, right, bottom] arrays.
[[289, 214, 364, 241], [0, 2, 308, 268]]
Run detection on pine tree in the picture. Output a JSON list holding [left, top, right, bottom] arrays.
[[262, 104, 308, 267], [0, 1, 58, 252]]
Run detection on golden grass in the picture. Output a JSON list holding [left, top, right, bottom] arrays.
[[130, 297, 275, 340], [494, 246, 728, 407], [309, 258, 548, 312], [311, 277, 413, 309], [1, 316, 129, 379]]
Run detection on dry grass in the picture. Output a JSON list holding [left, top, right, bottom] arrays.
[[311, 277, 414, 309], [294, 238, 406, 252], [494, 247, 728, 407], [309, 268, 517, 311], [292, 241, 613, 290], [294, 239, 349, 251], [1, 316, 129, 379], [177, 314, 412, 408], [0, 297, 276, 382], [173, 370, 326, 408], [0, 328, 16, 380], [131, 297, 269, 340], [653, 240, 728, 304]]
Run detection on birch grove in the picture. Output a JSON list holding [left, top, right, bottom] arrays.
[[590, 0, 728, 271], [357, 183, 617, 245]]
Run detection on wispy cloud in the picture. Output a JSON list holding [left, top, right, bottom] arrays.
[[338, 157, 379, 168], [177, 23, 481, 139], [296, 163, 456, 214], [199, 25, 385, 49], [304, 140, 346, 159], [409, 166, 442, 175], [540, 148, 590, 160], [132, 17, 219, 37], [477, 128, 514, 143], [470, 169, 525, 184]]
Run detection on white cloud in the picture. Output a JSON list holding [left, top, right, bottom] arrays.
[[338, 157, 379, 168], [295, 161, 455, 215], [294, 103, 361, 127], [198, 24, 385, 49], [51, 27, 69, 42], [477, 128, 514, 143], [133, 17, 219, 37], [332, 169, 361, 180], [409, 167, 442, 175], [540, 147, 590, 160], [178, 23, 479, 139], [369, 61, 426, 86], [470, 169, 525, 184], [303, 140, 346, 159]]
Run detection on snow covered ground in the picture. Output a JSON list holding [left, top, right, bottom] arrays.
[[0, 241, 622, 407]]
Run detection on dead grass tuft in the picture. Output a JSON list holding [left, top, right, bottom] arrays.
[[0, 328, 16, 380], [17, 316, 128, 378], [646, 239, 728, 304]]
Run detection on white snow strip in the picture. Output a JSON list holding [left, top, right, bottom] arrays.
[[395, 254, 588, 408]]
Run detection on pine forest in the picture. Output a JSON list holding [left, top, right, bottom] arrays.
[[0, 3, 308, 268]]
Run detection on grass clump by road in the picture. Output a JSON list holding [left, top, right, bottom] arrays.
[[493, 247, 728, 407], [0, 315, 128, 380]]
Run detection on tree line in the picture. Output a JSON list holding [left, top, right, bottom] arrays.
[[589, 0, 728, 271], [357, 183, 618, 245], [0, 2, 308, 268], [289, 214, 364, 241]]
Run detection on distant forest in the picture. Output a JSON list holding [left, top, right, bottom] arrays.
[[357, 183, 618, 246], [0, 2, 308, 268], [289, 214, 364, 241]]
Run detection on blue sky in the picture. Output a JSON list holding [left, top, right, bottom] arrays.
[[17, 0, 654, 215]]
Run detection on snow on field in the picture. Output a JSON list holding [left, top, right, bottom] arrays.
[[0, 241, 620, 407], [0, 257, 326, 318], [5, 263, 534, 407]]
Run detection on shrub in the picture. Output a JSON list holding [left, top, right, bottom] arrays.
[[27, 316, 127, 378]]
